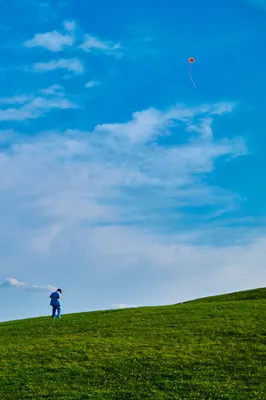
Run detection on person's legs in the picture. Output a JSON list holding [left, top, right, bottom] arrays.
[[57, 305, 61, 318], [52, 306, 57, 319]]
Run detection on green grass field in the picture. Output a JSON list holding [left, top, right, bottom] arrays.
[[1, 288, 266, 399]]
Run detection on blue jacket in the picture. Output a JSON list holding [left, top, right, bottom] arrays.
[[50, 291, 61, 306]]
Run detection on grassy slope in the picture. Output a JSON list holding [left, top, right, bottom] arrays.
[[182, 287, 266, 304], [1, 288, 266, 400]]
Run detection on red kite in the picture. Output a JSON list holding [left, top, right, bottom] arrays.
[[188, 57, 196, 88]]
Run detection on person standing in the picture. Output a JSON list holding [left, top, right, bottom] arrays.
[[49, 288, 62, 319]]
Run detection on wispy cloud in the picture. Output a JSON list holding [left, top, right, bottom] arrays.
[[186, 117, 214, 140], [24, 28, 74, 52], [33, 58, 83, 74], [94, 108, 166, 144], [40, 84, 65, 96], [85, 80, 99, 88], [0, 95, 33, 105], [0, 278, 56, 292], [0, 278, 25, 288], [0, 101, 245, 231], [79, 33, 121, 55], [63, 20, 76, 32], [23, 20, 121, 60], [94, 102, 238, 144], [0, 86, 78, 121]]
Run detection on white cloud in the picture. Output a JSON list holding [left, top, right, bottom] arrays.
[[0, 98, 76, 121], [63, 20, 76, 32], [26, 284, 57, 292], [85, 81, 99, 88], [79, 33, 120, 54], [0, 95, 33, 104], [0, 278, 26, 288], [94, 102, 238, 145], [0, 101, 243, 194], [95, 108, 168, 144], [0, 86, 77, 121], [0, 102, 245, 241], [0, 278, 56, 292], [40, 84, 64, 96], [187, 117, 213, 140], [0, 100, 256, 318], [23, 21, 122, 59], [24, 30, 74, 52], [33, 58, 83, 73]]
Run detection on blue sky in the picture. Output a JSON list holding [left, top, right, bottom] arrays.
[[0, 0, 266, 322]]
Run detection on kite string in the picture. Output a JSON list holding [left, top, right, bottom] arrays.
[[189, 63, 196, 88]]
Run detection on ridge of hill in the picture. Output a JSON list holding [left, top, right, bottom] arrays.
[[1, 287, 266, 399], [182, 286, 266, 304]]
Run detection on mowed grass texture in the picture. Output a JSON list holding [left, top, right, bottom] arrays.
[[1, 288, 266, 399]]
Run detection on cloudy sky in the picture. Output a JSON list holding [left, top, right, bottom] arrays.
[[0, 0, 265, 322]]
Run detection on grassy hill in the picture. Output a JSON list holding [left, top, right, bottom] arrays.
[[182, 287, 266, 304], [1, 288, 266, 399]]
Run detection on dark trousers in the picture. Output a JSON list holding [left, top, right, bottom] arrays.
[[52, 305, 61, 319]]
